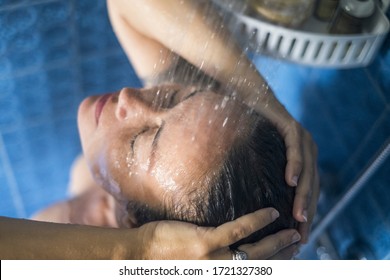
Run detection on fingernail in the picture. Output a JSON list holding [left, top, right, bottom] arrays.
[[291, 176, 298, 186], [292, 232, 301, 242], [302, 210, 308, 222], [271, 209, 280, 220]]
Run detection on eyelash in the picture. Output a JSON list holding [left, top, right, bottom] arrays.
[[130, 128, 149, 153], [167, 90, 179, 107], [166, 89, 201, 108]]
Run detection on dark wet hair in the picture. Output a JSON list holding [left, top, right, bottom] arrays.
[[200, 116, 297, 248], [125, 112, 297, 247]]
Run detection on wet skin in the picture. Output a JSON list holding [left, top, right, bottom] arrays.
[[77, 84, 250, 225]]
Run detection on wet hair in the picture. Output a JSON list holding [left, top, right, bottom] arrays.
[[200, 116, 297, 248], [125, 112, 297, 248]]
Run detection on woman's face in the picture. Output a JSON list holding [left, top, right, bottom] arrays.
[[78, 84, 248, 215]]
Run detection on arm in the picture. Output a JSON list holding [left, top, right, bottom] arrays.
[[107, 0, 319, 241], [0, 216, 138, 259], [0, 208, 300, 259]]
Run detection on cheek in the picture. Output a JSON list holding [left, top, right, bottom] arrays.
[[151, 163, 182, 193], [98, 139, 138, 201], [81, 127, 121, 188]]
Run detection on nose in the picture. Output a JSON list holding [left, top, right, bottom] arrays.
[[115, 88, 158, 123], [115, 88, 140, 121]]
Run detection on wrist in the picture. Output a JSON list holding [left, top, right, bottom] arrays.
[[110, 227, 143, 260]]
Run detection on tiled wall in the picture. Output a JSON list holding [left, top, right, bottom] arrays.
[[0, 0, 141, 218], [0, 0, 389, 259]]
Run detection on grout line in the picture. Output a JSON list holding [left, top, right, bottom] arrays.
[[0, 133, 26, 218], [338, 110, 388, 180], [70, 0, 89, 100], [364, 64, 389, 105], [0, 115, 77, 134], [78, 48, 125, 62], [0, 48, 125, 81], [0, 59, 71, 81], [367, 190, 390, 233], [0, 0, 60, 12], [318, 91, 352, 159]]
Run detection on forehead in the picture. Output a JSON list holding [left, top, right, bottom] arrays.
[[150, 91, 248, 188], [107, 88, 252, 210]]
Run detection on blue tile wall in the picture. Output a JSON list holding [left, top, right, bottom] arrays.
[[0, 0, 389, 259], [0, 0, 140, 219]]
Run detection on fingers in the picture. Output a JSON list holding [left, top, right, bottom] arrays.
[[297, 221, 311, 244], [209, 208, 280, 248], [238, 229, 301, 260], [298, 161, 320, 244], [283, 120, 304, 188], [258, 97, 304, 188], [292, 130, 318, 224]]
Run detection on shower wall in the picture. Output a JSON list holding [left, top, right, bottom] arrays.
[[0, 0, 389, 259], [0, 0, 141, 218]]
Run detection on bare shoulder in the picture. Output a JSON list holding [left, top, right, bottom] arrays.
[[68, 155, 98, 196], [32, 187, 118, 228]]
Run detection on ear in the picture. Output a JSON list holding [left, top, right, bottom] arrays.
[[115, 201, 138, 228]]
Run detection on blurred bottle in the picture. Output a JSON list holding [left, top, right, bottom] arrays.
[[248, 0, 315, 28], [315, 0, 340, 21], [329, 0, 376, 34]]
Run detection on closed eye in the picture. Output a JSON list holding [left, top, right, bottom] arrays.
[[167, 90, 179, 107], [167, 89, 203, 108], [130, 128, 149, 154]]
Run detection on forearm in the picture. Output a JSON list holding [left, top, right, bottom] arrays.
[[0, 216, 139, 259], [112, 0, 270, 101]]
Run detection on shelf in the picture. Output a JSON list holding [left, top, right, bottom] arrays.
[[213, 0, 390, 68]]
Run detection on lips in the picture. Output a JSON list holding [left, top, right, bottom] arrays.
[[95, 93, 112, 124]]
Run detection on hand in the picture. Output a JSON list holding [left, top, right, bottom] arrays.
[[135, 208, 301, 260], [255, 93, 320, 243]]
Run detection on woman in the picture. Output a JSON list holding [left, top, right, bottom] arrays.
[[0, 0, 318, 260], [104, 0, 319, 242]]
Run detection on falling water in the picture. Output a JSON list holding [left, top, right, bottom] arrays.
[[124, 0, 277, 214], [146, 0, 265, 128]]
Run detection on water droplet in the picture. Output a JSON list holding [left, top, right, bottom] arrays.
[[222, 117, 228, 127], [221, 96, 229, 109]]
